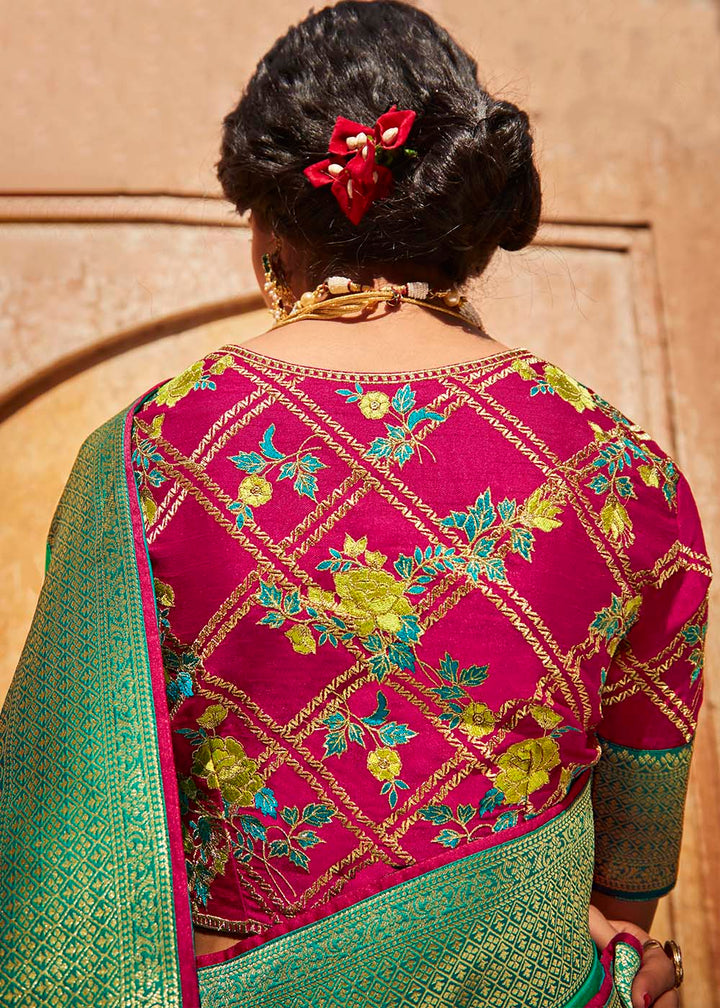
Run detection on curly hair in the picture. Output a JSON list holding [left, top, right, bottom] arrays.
[[217, 0, 541, 284]]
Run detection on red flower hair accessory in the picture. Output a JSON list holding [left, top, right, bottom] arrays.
[[303, 105, 416, 225]]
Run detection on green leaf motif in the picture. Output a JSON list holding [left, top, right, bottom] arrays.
[[392, 384, 415, 414], [296, 830, 322, 849], [457, 664, 489, 688], [302, 803, 335, 826], [230, 451, 266, 474], [260, 424, 285, 460], [347, 723, 365, 746], [362, 691, 389, 726], [419, 804, 453, 825], [377, 721, 417, 746], [281, 806, 299, 826], [434, 829, 462, 849], [457, 804, 476, 825]]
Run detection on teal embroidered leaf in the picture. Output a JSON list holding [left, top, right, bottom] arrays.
[[510, 527, 534, 561], [258, 607, 283, 629], [283, 591, 302, 615], [457, 664, 489, 688], [432, 685, 466, 701], [300, 453, 326, 473], [479, 787, 505, 816], [473, 536, 495, 558], [433, 829, 462, 849], [347, 723, 365, 746], [302, 804, 335, 826], [397, 614, 422, 643], [457, 804, 475, 825], [294, 471, 318, 499], [498, 497, 516, 521], [324, 732, 348, 757], [438, 652, 460, 683], [615, 476, 636, 499], [229, 451, 266, 473], [386, 424, 406, 440], [367, 438, 392, 459], [258, 582, 283, 608], [260, 424, 285, 460], [378, 722, 417, 746], [336, 388, 361, 402], [387, 642, 415, 671], [587, 473, 610, 494], [289, 848, 310, 871], [238, 815, 267, 841], [493, 810, 519, 832], [361, 691, 389, 726], [268, 839, 290, 858], [485, 557, 507, 582], [295, 830, 321, 850], [254, 787, 278, 818], [393, 442, 414, 466], [281, 806, 299, 826], [392, 384, 415, 414], [278, 460, 296, 480], [419, 804, 453, 824], [406, 407, 444, 430], [394, 554, 413, 578]]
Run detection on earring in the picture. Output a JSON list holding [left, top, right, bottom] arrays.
[[262, 234, 295, 323]]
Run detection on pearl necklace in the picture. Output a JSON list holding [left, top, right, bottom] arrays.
[[264, 274, 485, 331]]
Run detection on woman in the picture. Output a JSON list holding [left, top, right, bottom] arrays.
[[0, 2, 710, 1006]]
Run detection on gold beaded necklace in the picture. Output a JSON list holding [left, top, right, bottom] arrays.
[[262, 266, 485, 332]]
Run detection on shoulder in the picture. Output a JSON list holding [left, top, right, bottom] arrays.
[[506, 352, 710, 574]]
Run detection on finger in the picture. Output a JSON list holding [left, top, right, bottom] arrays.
[[631, 946, 676, 1008]]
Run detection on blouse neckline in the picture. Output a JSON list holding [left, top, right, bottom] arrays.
[[222, 342, 532, 382]]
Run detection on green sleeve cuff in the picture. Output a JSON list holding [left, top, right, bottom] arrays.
[[591, 736, 693, 899]]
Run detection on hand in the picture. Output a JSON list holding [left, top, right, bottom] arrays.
[[589, 905, 678, 1008]]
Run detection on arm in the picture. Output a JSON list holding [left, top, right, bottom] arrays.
[[590, 890, 657, 933]]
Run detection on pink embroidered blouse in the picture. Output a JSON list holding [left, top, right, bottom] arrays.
[[131, 343, 712, 948]]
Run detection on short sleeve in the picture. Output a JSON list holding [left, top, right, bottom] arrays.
[[591, 471, 713, 900]]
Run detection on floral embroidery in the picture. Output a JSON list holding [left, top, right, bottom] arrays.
[[154, 353, 237, 409], [177, 704, 335, 906], [512, 358, 596, 412], [419, 795, 522, 847], [229, 423, 327, 527], [682, 621, 707, 684], [589, 593, 643, 661], [131, 414, 166, 527], [337, 381, 445, 466], [153, 578, 200, 712], [442, 485, 565, 583], [321, 690, 415, 807]]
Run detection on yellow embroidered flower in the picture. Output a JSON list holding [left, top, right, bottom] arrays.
[[600, 498, 633, 545], [364, 550, 388, 569], [333, 567, 412, 636], [494, 737, 560, 803], [367, 747, 401, 782], [544, 365, 595, 412], [307, 585, 336, 610], [209, 354, 235, 375], [523, 487, 564, 532], [512, 358, 537, 382], [343, 534, 367, 557], [359, 391, 390, 419], [529, 705, 562, 730], [285, 624, 317, 654], [460, 701, 495, 739], [238, 475, 273, 507], [191, 736, 263, 807], [155, 360, 204, 408], [154, 579, 176, 609]]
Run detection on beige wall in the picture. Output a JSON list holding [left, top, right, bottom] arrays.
[[1, 1, 719, 1002]]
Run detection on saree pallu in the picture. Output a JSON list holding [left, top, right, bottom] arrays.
[[0, 402, 642, 1007]]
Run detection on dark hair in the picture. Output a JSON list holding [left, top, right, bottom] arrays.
[[217, 0, 541, 284]]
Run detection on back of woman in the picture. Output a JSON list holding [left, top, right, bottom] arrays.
[[0, 2, 711, 1006]]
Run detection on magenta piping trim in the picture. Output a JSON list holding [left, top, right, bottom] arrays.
[[123, 397, 200, 1008]]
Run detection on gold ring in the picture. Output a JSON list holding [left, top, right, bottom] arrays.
[[642, 939, 664, 954], [663, 939, 684, 989]]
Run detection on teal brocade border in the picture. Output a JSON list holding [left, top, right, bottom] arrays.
[[592, 735, 694, 900], [0, 409, 188, 1006], [198, 779, 601, 1008]]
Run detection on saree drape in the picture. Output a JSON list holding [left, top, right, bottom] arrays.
[[0, 397, 645, 1007]]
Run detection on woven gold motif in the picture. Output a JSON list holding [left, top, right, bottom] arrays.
[[592, 736, 694, 898]]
